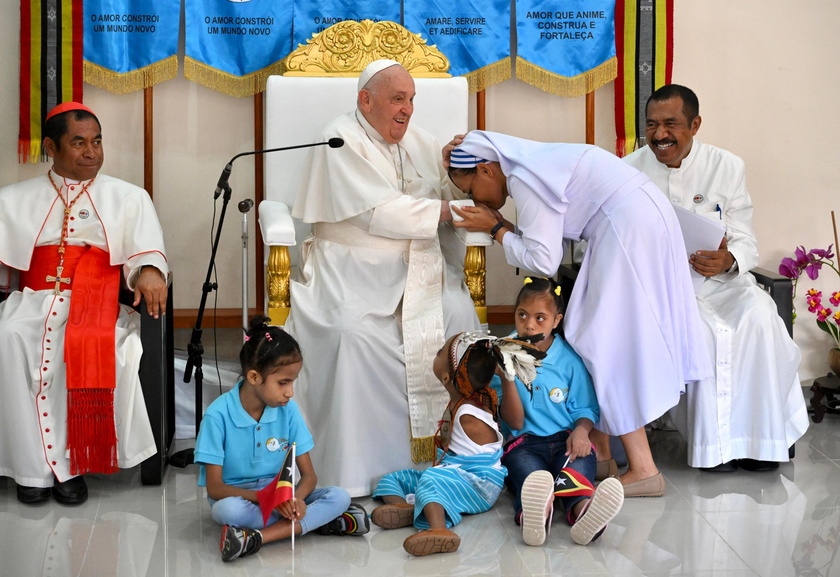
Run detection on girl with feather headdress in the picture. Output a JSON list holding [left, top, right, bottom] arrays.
[[369, 330, 544, 557]]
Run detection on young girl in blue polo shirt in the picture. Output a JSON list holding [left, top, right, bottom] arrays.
[[194, 316, 369, 562], [492, 277, 624, 548]]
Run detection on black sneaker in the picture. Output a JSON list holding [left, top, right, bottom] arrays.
[[220, 525, 262, 562], [737, 459, 779, 472], [317, 503, 370, 536]]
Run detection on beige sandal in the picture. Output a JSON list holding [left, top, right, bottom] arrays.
[[402, 528, 461, 556]]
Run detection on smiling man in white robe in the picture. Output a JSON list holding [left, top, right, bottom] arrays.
[[624, 84, 809, 471], [289, 60, 479, 496], [0, 102, 169, 504]]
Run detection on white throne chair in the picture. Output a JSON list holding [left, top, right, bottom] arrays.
[[259, 19, 491, 327]]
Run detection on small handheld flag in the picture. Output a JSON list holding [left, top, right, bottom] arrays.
[[256, 446, 295, 526], [553, 467, 595, 499]]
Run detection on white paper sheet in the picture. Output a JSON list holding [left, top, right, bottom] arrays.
[[672, 204, 726, 293]]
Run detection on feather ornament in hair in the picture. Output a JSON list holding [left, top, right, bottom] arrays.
[[492, 336, 546, 394]]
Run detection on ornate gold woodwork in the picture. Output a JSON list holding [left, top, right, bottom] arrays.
[[464, 245, 487, 324], [283, 20, 451, 77], [266, 245, 291, 326]]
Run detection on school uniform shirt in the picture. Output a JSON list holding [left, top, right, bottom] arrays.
[[194, 381, 314, 487], [491, 337, 599, 439], [458, 131, 712, 436], [625, 142, 809, 467]]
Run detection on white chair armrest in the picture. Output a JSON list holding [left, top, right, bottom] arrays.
[[258, 200, 296, 246], [449, 199, 493, 247]]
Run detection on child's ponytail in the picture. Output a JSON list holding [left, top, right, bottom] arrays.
[[240, 315, 303, 377]]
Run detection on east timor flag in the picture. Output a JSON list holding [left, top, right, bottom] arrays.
[[257, 446, 295, 526], [553, 467, 595, 498]]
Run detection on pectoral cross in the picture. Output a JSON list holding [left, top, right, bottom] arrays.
[[46, 265, 71, 294]]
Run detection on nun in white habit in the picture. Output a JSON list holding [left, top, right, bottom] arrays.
[[448, 130, 712, 497]]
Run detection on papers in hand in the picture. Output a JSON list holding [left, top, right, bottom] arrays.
[[671, 205, 726, 293]]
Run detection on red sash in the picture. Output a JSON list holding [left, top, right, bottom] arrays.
[[20, 245, 121, 474]]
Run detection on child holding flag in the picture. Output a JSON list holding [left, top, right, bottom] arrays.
[[491, 277, 624, 547], [370, 330, 545, 556], [194, 316, 369, 562]]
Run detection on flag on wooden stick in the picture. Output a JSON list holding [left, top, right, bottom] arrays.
[[257, 445, 295, 526], [19, 0, 84, 163]]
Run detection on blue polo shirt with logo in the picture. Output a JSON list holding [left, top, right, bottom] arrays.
[[194, 380, 314, 487]]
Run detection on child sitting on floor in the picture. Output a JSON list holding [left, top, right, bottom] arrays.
[[194, 316, 369, 562], [492, 277, 624, 547], [370, 330, 545, 556]]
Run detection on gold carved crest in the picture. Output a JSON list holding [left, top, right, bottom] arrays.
[[283, 19, 450, 77]]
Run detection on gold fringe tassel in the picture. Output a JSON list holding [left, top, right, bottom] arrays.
[[515, 56, 617, 98], [463, 57, 512, 94], [184, 57, 287, 98], [410, 435, 436, 464], [83, 56, 179, 95]]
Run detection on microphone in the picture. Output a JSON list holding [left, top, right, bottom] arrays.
[[213, 138, 344, 199], [214, 163, 233, 199], [238, 198, 254, 213]]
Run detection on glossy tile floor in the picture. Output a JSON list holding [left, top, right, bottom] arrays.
[[2, 330, 839, 576]]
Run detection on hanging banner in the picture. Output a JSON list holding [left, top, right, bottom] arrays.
[[614, 0, 673, 156], [291, 1, 399, 51], [516, 0, 616, 97], [184, 0, 294, 97], [19, 0, 84, 163], [83, 0, 179, 95], [404, 0, 510, 93]]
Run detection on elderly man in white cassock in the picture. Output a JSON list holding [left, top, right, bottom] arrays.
[[289, 59, 480, 497], [0, 102, 169, 504]]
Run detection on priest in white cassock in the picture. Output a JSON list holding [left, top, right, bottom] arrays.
[[624, 84, 808, 471], [289, 60, 480, 497], [0, 102, 169, 504]]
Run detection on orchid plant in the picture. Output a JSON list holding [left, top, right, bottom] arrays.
[[779, 244, 840, 349]]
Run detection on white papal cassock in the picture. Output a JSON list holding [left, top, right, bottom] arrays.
[[0, 172, 168, 487], [625, 141, 809, 467], [458, 131, 713, 436], [290, 111, 479, 496]]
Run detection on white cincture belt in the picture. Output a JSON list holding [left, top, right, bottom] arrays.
[[313, 221, 411, 252]]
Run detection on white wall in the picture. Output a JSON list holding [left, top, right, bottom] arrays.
[[2, 2, 837, 379]]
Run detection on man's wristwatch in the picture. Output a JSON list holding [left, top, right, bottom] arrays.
[[490, 221, 505, 240], [726, 253, 739, 273]]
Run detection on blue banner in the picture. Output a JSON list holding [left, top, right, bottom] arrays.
[[185, 0, 294, 97], [83, 0, 180, 93], [292, 1, 399, 50], [404, 0, 510, 92], [516, 0, 617, 97]]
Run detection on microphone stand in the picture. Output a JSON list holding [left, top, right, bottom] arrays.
[[172, 138, 344, 468], [169, 173, 232, 468], [239, 198, 254, 335]]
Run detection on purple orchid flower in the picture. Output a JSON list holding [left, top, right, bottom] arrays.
[[778, 257, 800, 279], [809, 244, 835, 260]]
